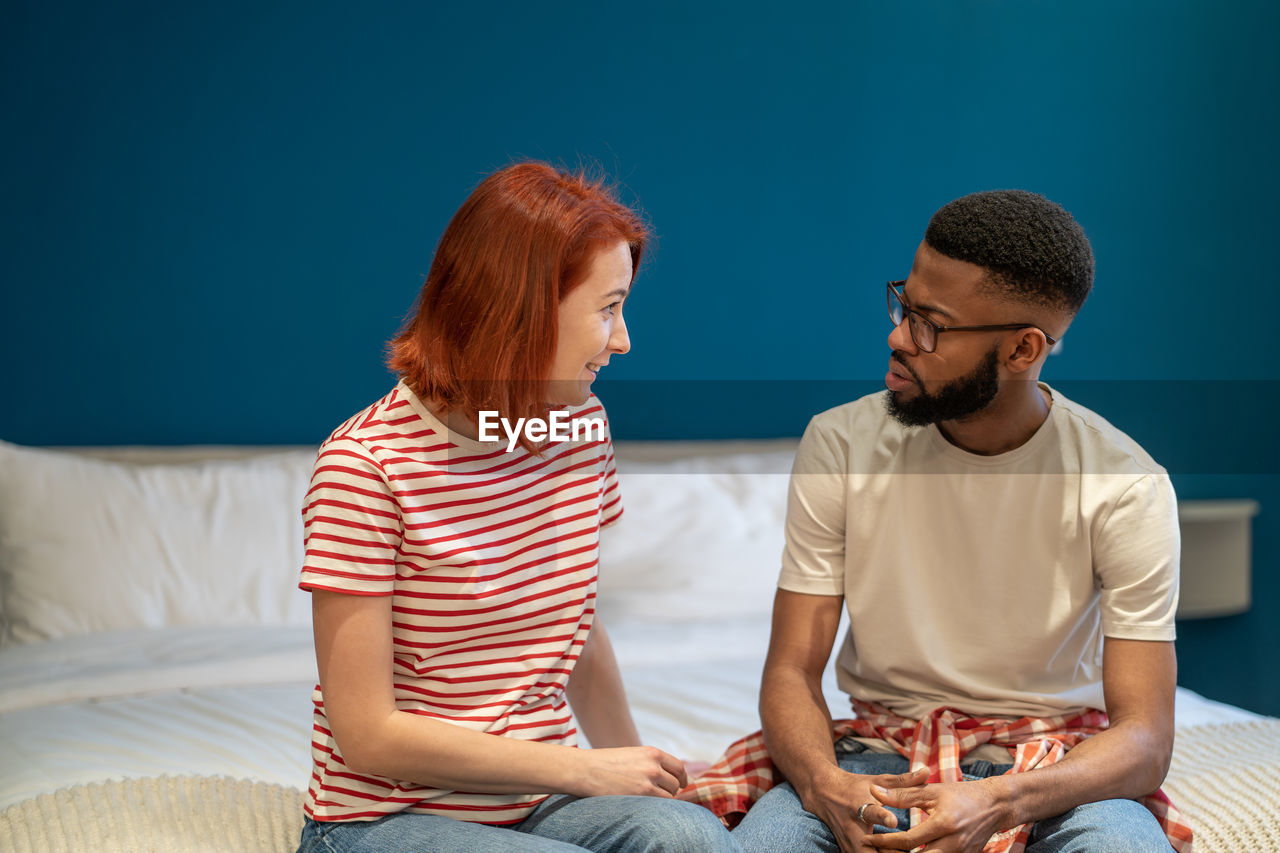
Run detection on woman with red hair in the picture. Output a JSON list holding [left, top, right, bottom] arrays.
[[295, 162, 741, 852]]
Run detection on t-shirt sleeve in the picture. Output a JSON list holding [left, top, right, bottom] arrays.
[[600, 438, 623, 529], [777, 416, 848, 596], [1093, 472, 1180, 641], [594, 401, 624, 530], [298, 438, 404, 596]]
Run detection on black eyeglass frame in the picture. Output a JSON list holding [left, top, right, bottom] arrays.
[[886, 280, 1056, 354]]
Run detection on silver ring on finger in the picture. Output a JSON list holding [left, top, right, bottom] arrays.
[[857, 802, 875, 825]]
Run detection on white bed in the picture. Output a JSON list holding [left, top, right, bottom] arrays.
[[0, 439, 1275, 852]]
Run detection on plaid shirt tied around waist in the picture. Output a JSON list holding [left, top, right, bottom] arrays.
[[677, 700, 1192, 853]]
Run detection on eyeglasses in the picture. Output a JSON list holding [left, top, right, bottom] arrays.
[[886, 280, 1056, 354]]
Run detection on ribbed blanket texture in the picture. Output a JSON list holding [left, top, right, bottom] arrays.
[[2, 720, 1277, 852], [1160, 719, 1280, 852], [0, 775, 305, 853]]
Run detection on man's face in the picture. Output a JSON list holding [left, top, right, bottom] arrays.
[[886, 344, 1000, 426], [884, 241, 1007, 427]]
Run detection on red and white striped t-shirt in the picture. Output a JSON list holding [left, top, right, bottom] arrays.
[[299, 381, 623, 824]]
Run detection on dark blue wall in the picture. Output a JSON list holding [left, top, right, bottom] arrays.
[[3, 1, 1278, 714]]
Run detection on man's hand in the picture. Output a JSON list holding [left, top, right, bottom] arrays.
[[799, 766, 928, 853], [863, 777, 1004, 853]]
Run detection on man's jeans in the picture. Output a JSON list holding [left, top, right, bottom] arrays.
[[731, 740, 1172, 853], [297, 793, 743, 853]]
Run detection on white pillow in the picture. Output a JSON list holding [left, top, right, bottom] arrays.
[[597, 448, 796, 626], [0, 441, 317, 645]]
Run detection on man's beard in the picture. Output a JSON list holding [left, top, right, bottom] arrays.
[[885, 346, 1000, 427]]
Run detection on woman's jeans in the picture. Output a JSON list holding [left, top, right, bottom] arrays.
[[297, 792, 743, 853]]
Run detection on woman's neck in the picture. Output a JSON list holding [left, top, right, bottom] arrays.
[[426, 400, 482, 441]]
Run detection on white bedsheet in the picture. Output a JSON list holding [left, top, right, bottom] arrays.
[[1, 623, 1261, 810]]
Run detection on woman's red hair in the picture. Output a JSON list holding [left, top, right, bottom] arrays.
[[387, 162, 649, 437]]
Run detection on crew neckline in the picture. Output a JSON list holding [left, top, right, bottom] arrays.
[[925, 383, 1059, 467], [396, 381, 507, 453]]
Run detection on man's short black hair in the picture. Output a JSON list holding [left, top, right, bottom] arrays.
[[924, 190, 1094, 315]]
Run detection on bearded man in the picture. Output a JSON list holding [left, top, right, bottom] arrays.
[[732, 191, 1185, 853]]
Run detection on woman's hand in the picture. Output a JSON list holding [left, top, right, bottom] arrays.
[[570, 746, 690, 798]]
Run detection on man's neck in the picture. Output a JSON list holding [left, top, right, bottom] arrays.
[[935, 382, 1053, 456]]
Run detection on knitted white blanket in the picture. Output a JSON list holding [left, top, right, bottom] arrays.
[[0, 775, 305, 853], [2, 720, 1277, 853], [1161, 719, 1280, 853]]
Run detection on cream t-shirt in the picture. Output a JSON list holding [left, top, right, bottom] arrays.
[[779, 385, 1179, 723]]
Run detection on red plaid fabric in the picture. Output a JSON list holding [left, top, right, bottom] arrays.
[[678, 699, 1193, 853]]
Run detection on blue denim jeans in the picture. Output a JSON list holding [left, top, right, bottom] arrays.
[[297, 793, 743, 853], [731, 740, 1172, 853]]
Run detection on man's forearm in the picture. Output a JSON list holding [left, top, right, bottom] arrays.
[[984, 720, 1173, 829], [989, 637, 1177, 828], [759, 661, 842, 802]]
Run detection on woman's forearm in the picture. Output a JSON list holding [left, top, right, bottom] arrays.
[[345, 707, 684, 799], [345, 708, 587, 794]]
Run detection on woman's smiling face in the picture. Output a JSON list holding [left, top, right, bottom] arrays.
[[547, 240, 633, 406]]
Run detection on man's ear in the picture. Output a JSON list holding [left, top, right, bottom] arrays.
[[1004, 328, 1049, 374]]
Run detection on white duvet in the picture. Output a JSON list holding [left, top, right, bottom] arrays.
[[0, 621, 1259, 810]]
